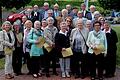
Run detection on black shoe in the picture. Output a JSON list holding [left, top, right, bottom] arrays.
[[81, 75, 86, 79], [99, 77, 104, 80], [53, 72, 58, 76], [75, 75, 80, 79], [27, 72, 32, 75], [14, 73, 19, 76], [18, 73, 24, 75], [46, 73, 50, 77]]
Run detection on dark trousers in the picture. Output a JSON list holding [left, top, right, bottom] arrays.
[[24, 52, 32, 73], [31, 56, 41, 74], [104, 51, 116, 76], [90, 53, 104, 77], [44, 48, 58, 74], [12, 47, 22, 74], [70, 51, 89, 76]]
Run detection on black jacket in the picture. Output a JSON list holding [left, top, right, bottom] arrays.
[[55, 33, 70, 58]]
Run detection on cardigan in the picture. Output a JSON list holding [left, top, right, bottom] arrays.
[[55, 32, 70, 57], [86, 30, 107, 55], [27, 29, 44, 56], [0, 30, 15, 52], [70, 27, 89, 54]]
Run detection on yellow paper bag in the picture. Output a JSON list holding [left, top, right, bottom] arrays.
[[36, 37, 45, 48], [44, 43, 53, 52], [61, 47, 73, 57], [93, 44, 105, 55], [4, 47, 13, 55]]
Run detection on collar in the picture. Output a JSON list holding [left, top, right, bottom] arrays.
[[59, 30, 67, 36], [103, 28, 111, 33]]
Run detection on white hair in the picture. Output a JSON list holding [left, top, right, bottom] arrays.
[[90, 5, 96, 9], [86, 20, 92, 24], [44, 2, 49, 6], [34, 21, 41, 25], [46, 17, 54, 24]]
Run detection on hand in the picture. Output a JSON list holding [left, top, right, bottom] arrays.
[[62, 48, 66, 51], [51, 43, 55, 48], [35, 40, 39, 44], [92, 47, 97, 50]]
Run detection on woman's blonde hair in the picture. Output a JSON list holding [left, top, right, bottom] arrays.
[[24, 20, 33, 27], [2, 21, 12, 30]]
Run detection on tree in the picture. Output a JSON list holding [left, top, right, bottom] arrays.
[[98, 0, 120, 11], [0, 0, 31, 25]]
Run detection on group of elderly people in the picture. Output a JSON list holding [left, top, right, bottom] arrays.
[[0, 2, 118, 80]]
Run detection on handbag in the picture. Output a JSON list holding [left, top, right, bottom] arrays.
[[0, 51, 5, 58], [4, 47, 13, 55]]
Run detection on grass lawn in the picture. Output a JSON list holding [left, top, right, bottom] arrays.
[[112, 26, 120, 67], [0, 58, 4, 69]]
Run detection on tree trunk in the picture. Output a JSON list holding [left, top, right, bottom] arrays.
[[0, 6, 2, 26]]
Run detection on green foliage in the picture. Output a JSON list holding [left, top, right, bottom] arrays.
[[0, 0, 31, 9], [96, 6, 111, 16], [28, 0, 99, 10], [0, 58, 4, 69], [98, 0, 120, 10]]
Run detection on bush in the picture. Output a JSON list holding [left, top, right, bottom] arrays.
[[96, 6, 111, 16], [27, 1, 99, 10]]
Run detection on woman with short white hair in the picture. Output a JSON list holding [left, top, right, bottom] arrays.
[[70, 19, 89, 79], [0, 21, 15, 79], [44, 17, 58, 77], [61, 9, 68, 21], [27, 20, 44, 78]]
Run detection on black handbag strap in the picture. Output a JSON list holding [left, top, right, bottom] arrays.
[[79, 30, 88, 47]]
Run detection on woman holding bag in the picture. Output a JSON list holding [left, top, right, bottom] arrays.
[[27, 21, 44, 78], [86, 21, 107, 80], [0, 21, 15, 79], [55, 21, 71, 78]]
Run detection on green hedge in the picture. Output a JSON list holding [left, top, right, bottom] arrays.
[[27, 1, 99, 10], [27, 0, 111, 15]]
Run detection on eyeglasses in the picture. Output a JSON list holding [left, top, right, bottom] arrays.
[[66, 20, 71, 22], [94, 24, 100, 26]]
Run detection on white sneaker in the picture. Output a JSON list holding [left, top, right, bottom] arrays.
[[62, 72, 66, 78], [66, 71, 70, 78]]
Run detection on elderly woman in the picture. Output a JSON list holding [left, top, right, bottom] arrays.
[[27, 21, 44, 78], [70, 19, 89, 79], [0, 21, 15, 79], [65, 16, 74, 37], [103, 21, 118, 78], [55, 22, 71, 78], [41, 19, 47, 31], [44, 17, 58, 77], [61, 9, 68, 21], [86, 20, 93, 31], [12, 22, 23, 76], [86, 21, 107, 80], [23, 20, 33, 75]]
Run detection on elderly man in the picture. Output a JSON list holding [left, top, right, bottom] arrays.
[[81, 3, 92, 20], [90, 5, 96, 20], [66, 4, 72, 14], [40, 2, 50, 20], [31, 5, 40, 23], [53, 3, 61, 18]]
